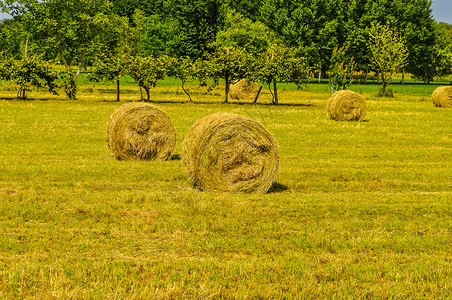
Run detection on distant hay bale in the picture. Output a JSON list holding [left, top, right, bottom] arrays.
[[432, 86, 452, 108], [182, 113, 279, 193], [229, 79, 260, 101], [327, 90, 367, 121], [106, 102, 176, 161]]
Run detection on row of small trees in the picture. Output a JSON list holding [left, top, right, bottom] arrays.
[[90, 45, 310, 105], [0, 21, 408, 103], [0, 45, 309, 103]]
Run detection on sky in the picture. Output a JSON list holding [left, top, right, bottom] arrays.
[[0, 0, 451, 24], [431, 0, 452, 24]]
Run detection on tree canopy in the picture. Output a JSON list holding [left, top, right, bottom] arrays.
[[1, 0, 451, 97]]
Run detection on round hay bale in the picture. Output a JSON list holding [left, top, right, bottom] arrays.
[[229, 79, 260, 101], [327, 90, 367, 121], [106, 102, 176, 161], [432, 86, 452, 108], [182, 113, 279, 193]]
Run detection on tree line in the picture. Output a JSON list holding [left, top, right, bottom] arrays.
[[0, 0, 451, 102]]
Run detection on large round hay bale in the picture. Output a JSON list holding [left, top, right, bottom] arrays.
[[229, 79, 260, 101], [327, 90, 367, 121], [432, 86, 452, 108], [182, 113, 279, 193], [106, 102, 176, 161]]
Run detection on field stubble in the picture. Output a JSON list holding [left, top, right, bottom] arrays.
[[0, 83, 451, 298]]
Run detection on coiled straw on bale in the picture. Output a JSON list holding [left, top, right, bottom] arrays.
[[327, 90, 367, 121], [432, 86, 452, 108], [182, 113, 279, 193], [106, 102, 176, 161], [229, 79, 260, 101]]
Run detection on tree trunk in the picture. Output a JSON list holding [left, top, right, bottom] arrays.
[[318, 68, 322, 83], [253, 86, 263, 104], [145, 86, 150, 101], [381, 72, 388, 95], [24, 39, 28, 59], [224, 48, 230, 103], [116, 79, 120, 102], [57, 46, 84, 100], [224, 70, 229, 103], [402, 69, 405, 85], [273, 79, 278, 105], [181, 80, 193, 103], [377, 70, 380, 84], [365, 68, 368, 84]]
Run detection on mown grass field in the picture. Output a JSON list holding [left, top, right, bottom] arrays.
[[0, 79, 451, 298]]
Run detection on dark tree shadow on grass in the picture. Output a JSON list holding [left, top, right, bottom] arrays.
[[267, 182, 289, 193]]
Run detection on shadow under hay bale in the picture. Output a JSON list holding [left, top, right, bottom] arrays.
[[327, 90, 367, 121], [229, 79, 260, 101], [432, 86, 452, 108], [182, 113, 279, 193], [106, 102, 176, 161]]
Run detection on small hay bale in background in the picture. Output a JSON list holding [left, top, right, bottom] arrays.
[[182, 113, 279, 193], [229, 79, 260, 101], [432, 86, 452, 108], [327, 90, 367, 121], [106, 102, 176, 161]]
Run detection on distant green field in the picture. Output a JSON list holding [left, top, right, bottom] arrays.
[[0, 82, 451, 298]]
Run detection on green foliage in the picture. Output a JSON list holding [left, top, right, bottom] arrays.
[[138, 13, 176, 56], [166, 56, 203, 103], [253, 45, 310, 104], [212, 10, 274, 54], [328, 44, 357, 93], [0, 19, 29, 56], [0, 51, 58, 99], [126, 55, 167, 101], [0, 50, 14, 81], [205, 47, 253, 102], [377, 87, 394, 97], [163, 0, 225, 59], [89, 51, 129, 84], [366, 22, 408, 96], [433, 22, 452, 82], [2, 0, 115, 99], [103, 13, 140, 55]]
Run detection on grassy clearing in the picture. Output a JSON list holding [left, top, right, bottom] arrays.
[[0, 83, 451, 298]]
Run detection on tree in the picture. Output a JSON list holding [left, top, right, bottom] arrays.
[[399, 0, 436, 82], [212, 10, 274, 54], [0, 51, 58, 99], [126, 55, 167, 101], [1, 0, 114, 99], [252, 45, 310, 105], [89, 51, 129, 102], [205, 47, 252, 103], [0, 50, 14, 82], [163, 0, 225, 59], [111, 0, 166, 20], [366, 22, 408, 96], [166, 56, 207, 103], [0, 19, 29, 56], [433, 22, 452, 83], [137, 12, 177, 57], [328, 44, 357, 93], [221, 0, 261, 21]]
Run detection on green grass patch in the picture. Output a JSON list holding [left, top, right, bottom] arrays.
[[0, 87, 451, 298]]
